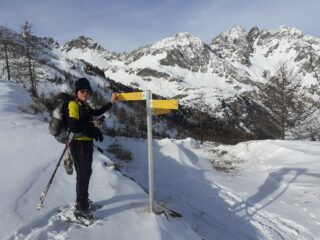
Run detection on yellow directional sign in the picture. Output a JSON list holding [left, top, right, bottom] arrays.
[[151, 100, 179, 110], [117, 92, 145, 101], [152, 109, 171, 115], [116, 92, 179, 112]]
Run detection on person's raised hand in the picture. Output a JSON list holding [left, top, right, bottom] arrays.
[[110, 93, 118, 104]]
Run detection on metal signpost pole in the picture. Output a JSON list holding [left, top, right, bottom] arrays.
[[145, 90, 154, 213], [116, 91, 178, 214]]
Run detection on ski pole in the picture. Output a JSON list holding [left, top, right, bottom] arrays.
[[93, 144, 104, 154], [37, 132, 74, 211]]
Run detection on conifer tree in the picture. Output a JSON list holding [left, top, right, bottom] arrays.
[[259, 62, 314, 139], [20, 21, 42, 97]]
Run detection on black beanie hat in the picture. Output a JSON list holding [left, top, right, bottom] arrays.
[[75, 78, 92, 94]]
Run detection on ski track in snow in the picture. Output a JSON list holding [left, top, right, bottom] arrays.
[[178, 179, 315, 240], [5, 207, 67, 240], [5, 204, 107, 240], [119, 139, 320, 240], [214, 183, 315, 240], [13, 161, 54, 221]]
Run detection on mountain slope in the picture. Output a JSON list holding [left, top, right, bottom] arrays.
[[60, 26, 320, 140], [1, 24, 320, 141]]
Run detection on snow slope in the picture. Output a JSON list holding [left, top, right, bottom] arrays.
[[109, 138, 320, 239], [0, 80, 199, 240]]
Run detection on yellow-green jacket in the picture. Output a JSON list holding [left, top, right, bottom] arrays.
[[67, 99, 112, 141]]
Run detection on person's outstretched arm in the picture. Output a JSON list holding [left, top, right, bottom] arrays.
[[90, 93, 117, 116]]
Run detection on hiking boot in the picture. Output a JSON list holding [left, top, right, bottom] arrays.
[[74, 207, 94, 221], [63, 151, 73, 175], [88, 199, 94, 209], [88, 199, 102, 211]]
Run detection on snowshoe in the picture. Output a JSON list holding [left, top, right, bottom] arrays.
[[74, 208, 94, 223], [58, 205, 95, 226]]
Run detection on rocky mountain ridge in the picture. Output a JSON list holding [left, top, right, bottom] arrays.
[[1, 24, 320, 141], [60, 25, 320, 140]]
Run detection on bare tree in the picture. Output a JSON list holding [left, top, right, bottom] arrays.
[[259, 62, 314, 139], [20, 21, 42, 97], [0, 26, 15, 80], [196, 92, 206, 144]]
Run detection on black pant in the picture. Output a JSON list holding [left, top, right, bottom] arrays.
[[70, 140, 93, 210]]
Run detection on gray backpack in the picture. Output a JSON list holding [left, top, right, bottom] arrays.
[[49, 93, 74, 143]]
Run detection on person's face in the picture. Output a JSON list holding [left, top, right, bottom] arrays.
[[77, 89, 91, 102]]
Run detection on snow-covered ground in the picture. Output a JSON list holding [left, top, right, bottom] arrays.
[[1, 79, 320, 240], [111, 138, 320, 240], [0, 80, 199, 240]]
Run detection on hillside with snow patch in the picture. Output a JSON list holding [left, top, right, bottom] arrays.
[[62, 26, 320, 107], [60, 26, 320, 140]]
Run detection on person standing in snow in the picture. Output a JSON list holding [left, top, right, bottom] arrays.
[[67, 77, 117, 220]]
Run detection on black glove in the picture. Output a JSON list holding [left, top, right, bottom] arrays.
[[94, 128, 103, 142], [87, 127, 104, 142]]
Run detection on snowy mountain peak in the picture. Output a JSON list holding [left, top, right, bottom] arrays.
[[63, 35, 108, 52], [152, 32, 204, 50], [276, 25, 304, 37], [61, 35, 113, 69], [210, 26, 253, 65], [220, 25, 248, 40], [248, 26, 260, 40]]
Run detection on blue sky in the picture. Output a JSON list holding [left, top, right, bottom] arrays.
[[0, 0, 319, 52]]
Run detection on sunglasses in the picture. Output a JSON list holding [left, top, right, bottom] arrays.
[[79, 89, 91, 94]]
